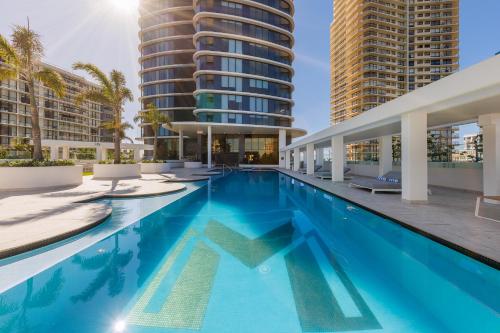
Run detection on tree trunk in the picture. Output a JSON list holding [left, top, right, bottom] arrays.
[[114, 127, 121, 164], [114, 107, 121, 164], [153, 128, 158, 161], [28, 80, 43, 161]]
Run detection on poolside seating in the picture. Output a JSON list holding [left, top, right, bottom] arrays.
[[314, 167, 351, 180], [298, 165, 322, 174], [349, 171, 402, 194]]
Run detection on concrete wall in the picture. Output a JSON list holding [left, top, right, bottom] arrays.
[[0, 165, 83, 190], [140, 163, 171, 174], [93, 164, 141, 179], [346, 162, 483, 192]]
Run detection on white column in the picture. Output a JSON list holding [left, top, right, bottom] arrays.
[[50, 146, 59, 160], [278, 129, 286, 168], [317, 147, 324, 167], [285, 150, 291, 170], [95, 147, 103, 161], [178, 130, 184, 160], [133, 148, 141, 161], [379, 135, 393, 176], [101, 148, 108, 161], [331, 135, 344, 182], [478, 113, 500, 196], [306, 143, 314, 175], [293, 147, 300, 171], [207, 125, 212, 168], [401, 112, 428, 202], [62, 146, 70, 160]]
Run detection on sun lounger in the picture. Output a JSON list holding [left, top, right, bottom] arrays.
[[349, 171, 402, 194], [315, 167, 352, 180]]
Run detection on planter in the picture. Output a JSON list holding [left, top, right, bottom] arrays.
[[0, 165, 83, 190], [93, 164, 141, 179], [166, 160, 185, 169], [140, 162, 171, 174], [184, 161, 203, 169]]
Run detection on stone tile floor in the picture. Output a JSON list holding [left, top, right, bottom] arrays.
[[278, 169, 500, 267], [0, 171, 203, 259]]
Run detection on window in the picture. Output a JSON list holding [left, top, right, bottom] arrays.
[[221, 76, 242, 91], [228, 39, 243, 54], [221, 57, 243, 72]]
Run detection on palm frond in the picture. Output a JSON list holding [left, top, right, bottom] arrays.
[[0, 34, 20, 66], [34, 67, 66, 98], [100, 120, 118, 131], [120, 121, 134, 131], [74, 89, 111, 106], [110, 70, 126, 91], [120, 87, 134, 103], [0, 67, 17, 81], [11, 25, 44, 62], [72, 62, 113, 93]]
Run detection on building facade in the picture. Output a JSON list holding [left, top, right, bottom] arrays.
[[0, 63, 113, 151], [330, 0, 459, 161], [138, 0, 304, 165]]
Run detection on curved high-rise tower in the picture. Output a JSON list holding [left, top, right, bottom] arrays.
[[139, 0, 197, 159], [139, 0, 305, 165]]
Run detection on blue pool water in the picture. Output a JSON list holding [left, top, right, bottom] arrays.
[[0, 171, 499, 333]]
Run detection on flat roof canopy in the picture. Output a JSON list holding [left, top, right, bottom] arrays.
[[287, 55, 500, 149], [41, 140, 153, 150], [168, 122, 307, 138]]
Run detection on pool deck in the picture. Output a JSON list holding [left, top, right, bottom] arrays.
[[277, 168, 500, 268], [0, 173, 189, 259]]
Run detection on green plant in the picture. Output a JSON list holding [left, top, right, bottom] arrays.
[[134, 103, 172, 161], [0, 147, 7, 159], [98, 160, 136, 165], [0, 159, 75, 167], [0, 22, 65, 161], [140, 159, 166, 163], [72, 63, 133, 164]]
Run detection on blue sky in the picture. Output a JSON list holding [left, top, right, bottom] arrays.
[[292, 0, 500, 143], [1, 0, 499, 142]]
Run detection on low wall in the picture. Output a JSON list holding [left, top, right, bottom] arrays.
[[346, 162, 483, 192], [0, 165, 83, 190], [166, 160, 184, 169], [140, 163, 170, 174], [93, 164, 141, 179], [184, 161, 203, 169]]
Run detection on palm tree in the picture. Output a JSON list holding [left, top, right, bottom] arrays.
[[72, 63, 133, 164], [0, 23, 65, 161], [134, 103, 172, 161]]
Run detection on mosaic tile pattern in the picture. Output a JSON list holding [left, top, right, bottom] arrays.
[[285, 236, 380, 332], [205, 219, 295, 268], [127, 229, 220, 329]]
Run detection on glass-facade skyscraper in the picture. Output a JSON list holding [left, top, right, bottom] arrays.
[[139, 0, 305, 165]]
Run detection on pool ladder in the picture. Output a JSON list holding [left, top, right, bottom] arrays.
[[220, 163, 234, 176]]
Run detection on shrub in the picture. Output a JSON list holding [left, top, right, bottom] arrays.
[[140, 159, 166, 163], [0, 160, 75, 167], [98, 160, 136, 165]]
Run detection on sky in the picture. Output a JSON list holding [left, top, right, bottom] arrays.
[[1, 0, 499, 143]]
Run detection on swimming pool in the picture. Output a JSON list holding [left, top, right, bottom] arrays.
[[0, 171, 498, 332]]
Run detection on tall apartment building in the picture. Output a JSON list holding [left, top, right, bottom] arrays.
[[138, 0, 304, 165], [0, 62, 113, 148], [330, 0, 459, 161]]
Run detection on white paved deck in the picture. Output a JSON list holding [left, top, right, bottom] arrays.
[[278, 169, 500, 268], [0, 174, 187, 259]]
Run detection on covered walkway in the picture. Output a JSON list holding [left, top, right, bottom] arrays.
[[284, 55, 500, 202]]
